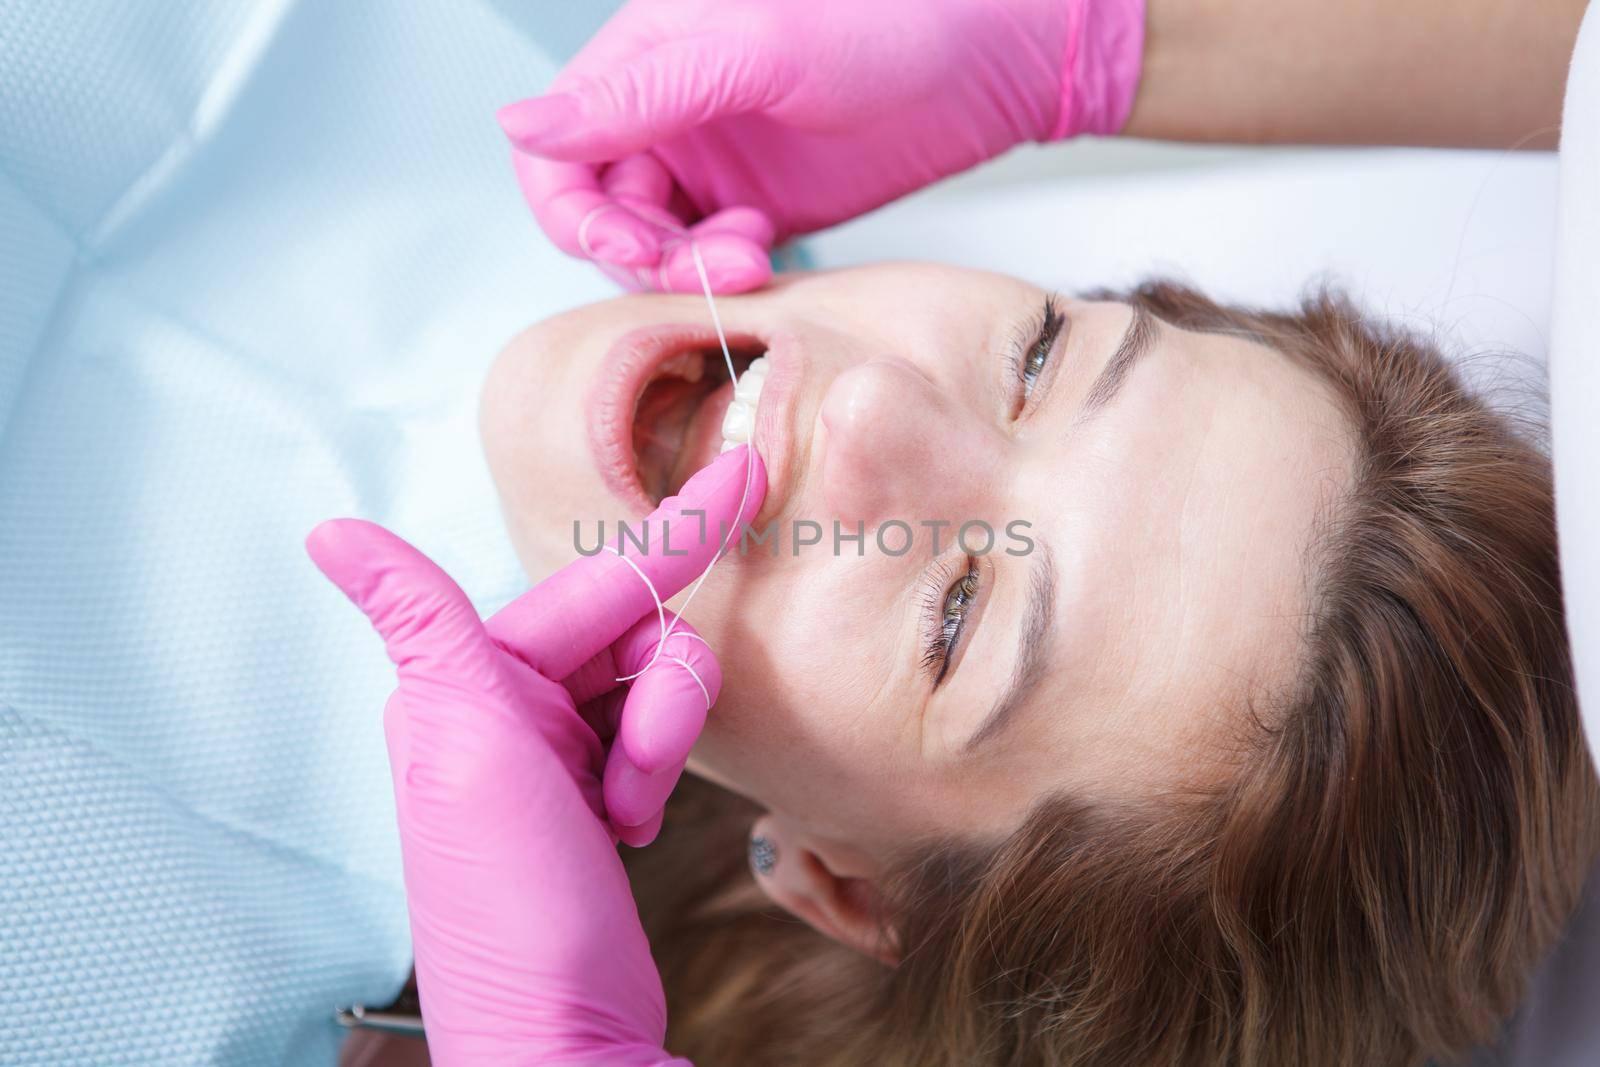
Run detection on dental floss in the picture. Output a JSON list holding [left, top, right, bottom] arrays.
[[574, 203, 759, 694]]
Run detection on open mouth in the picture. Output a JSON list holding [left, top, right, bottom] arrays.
[[591, 322, 790, 519], [630, 341, 766, 506]]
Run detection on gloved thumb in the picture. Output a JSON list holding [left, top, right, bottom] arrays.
[[499, 37, 795, 163], [306, 518, 492, 685]]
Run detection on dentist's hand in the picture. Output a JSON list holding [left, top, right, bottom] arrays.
[[307, 445, 765, 1066], [498, 0, 1145, 293]]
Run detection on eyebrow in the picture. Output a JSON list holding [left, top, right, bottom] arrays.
[[959, 304, 1152, 751], [1080, 304, 1156, 417], [964, 543, 1057, 751]]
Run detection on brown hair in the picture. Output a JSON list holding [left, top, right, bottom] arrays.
[[624, 282, 1600, 1066]]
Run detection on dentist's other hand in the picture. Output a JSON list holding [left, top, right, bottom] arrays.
[[307, 445, 765, 1066], [499, 0, 1145, 293]]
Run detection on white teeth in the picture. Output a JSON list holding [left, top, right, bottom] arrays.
[[720, 399, 755, 442], [733, 369, 765, 403], [720, 356, 770, 450]]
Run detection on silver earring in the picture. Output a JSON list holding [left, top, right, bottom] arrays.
[[749, 834, 778, 876]]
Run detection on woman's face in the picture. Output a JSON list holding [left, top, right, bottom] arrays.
[[483, 263, 1352, 857]]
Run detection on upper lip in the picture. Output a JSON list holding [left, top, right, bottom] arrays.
[[588, 323, 799, 522]]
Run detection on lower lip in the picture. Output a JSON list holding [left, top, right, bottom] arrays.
[[588, 325, 799, 520]]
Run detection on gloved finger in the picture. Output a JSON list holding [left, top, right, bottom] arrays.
[[562, 607, 700, 709], [486, 444, 766, 681], [611, 613, 721, 773], [510, 151, 663, 266], [694, 205, 777, 248], [601, 153, 675, 206], [601, 157, 703, 258], [654, 227, 772, 294], [565, 612, 718, 836], [498, 37, 795, 163], [615, 807, 666, 849], [613, 193, 690, 239], [606, 744, 682, 843], [305, 519, 493, 687], [601, 615, 719, 837], [602, 709, 698, 837]]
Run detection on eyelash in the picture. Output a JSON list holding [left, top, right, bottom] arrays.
[[914, 298, 1061, 685], [1003, 294, 1066, 417], [919, 555, 981, 686]]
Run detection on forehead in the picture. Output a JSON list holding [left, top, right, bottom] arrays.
[[1003, 310, 1355, 794], [768, 262, 1031, 323]]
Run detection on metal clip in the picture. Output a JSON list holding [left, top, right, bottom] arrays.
[[335, 984, 424, 1036]]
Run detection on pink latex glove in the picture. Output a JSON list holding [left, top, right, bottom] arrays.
[[498, 0, 1145, 293], [307, 446, 765, 1066]]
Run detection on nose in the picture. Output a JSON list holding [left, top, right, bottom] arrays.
[[819, 357, 1004, 524]]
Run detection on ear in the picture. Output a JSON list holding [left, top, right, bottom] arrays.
[[747, 814, 899, 966]]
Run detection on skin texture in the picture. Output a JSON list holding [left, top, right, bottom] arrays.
[[1128, 0, 1587, 149], [482, 263, 1353, 887]]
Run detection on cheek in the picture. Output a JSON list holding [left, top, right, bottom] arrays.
[[677, 538, 988, 847], [690, 555, 910, 795]]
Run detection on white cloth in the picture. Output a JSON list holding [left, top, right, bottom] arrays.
[[0, 2, 624, 1063], [1471, 5, 1600, 1065], [1553, 0, 1600, 815]]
